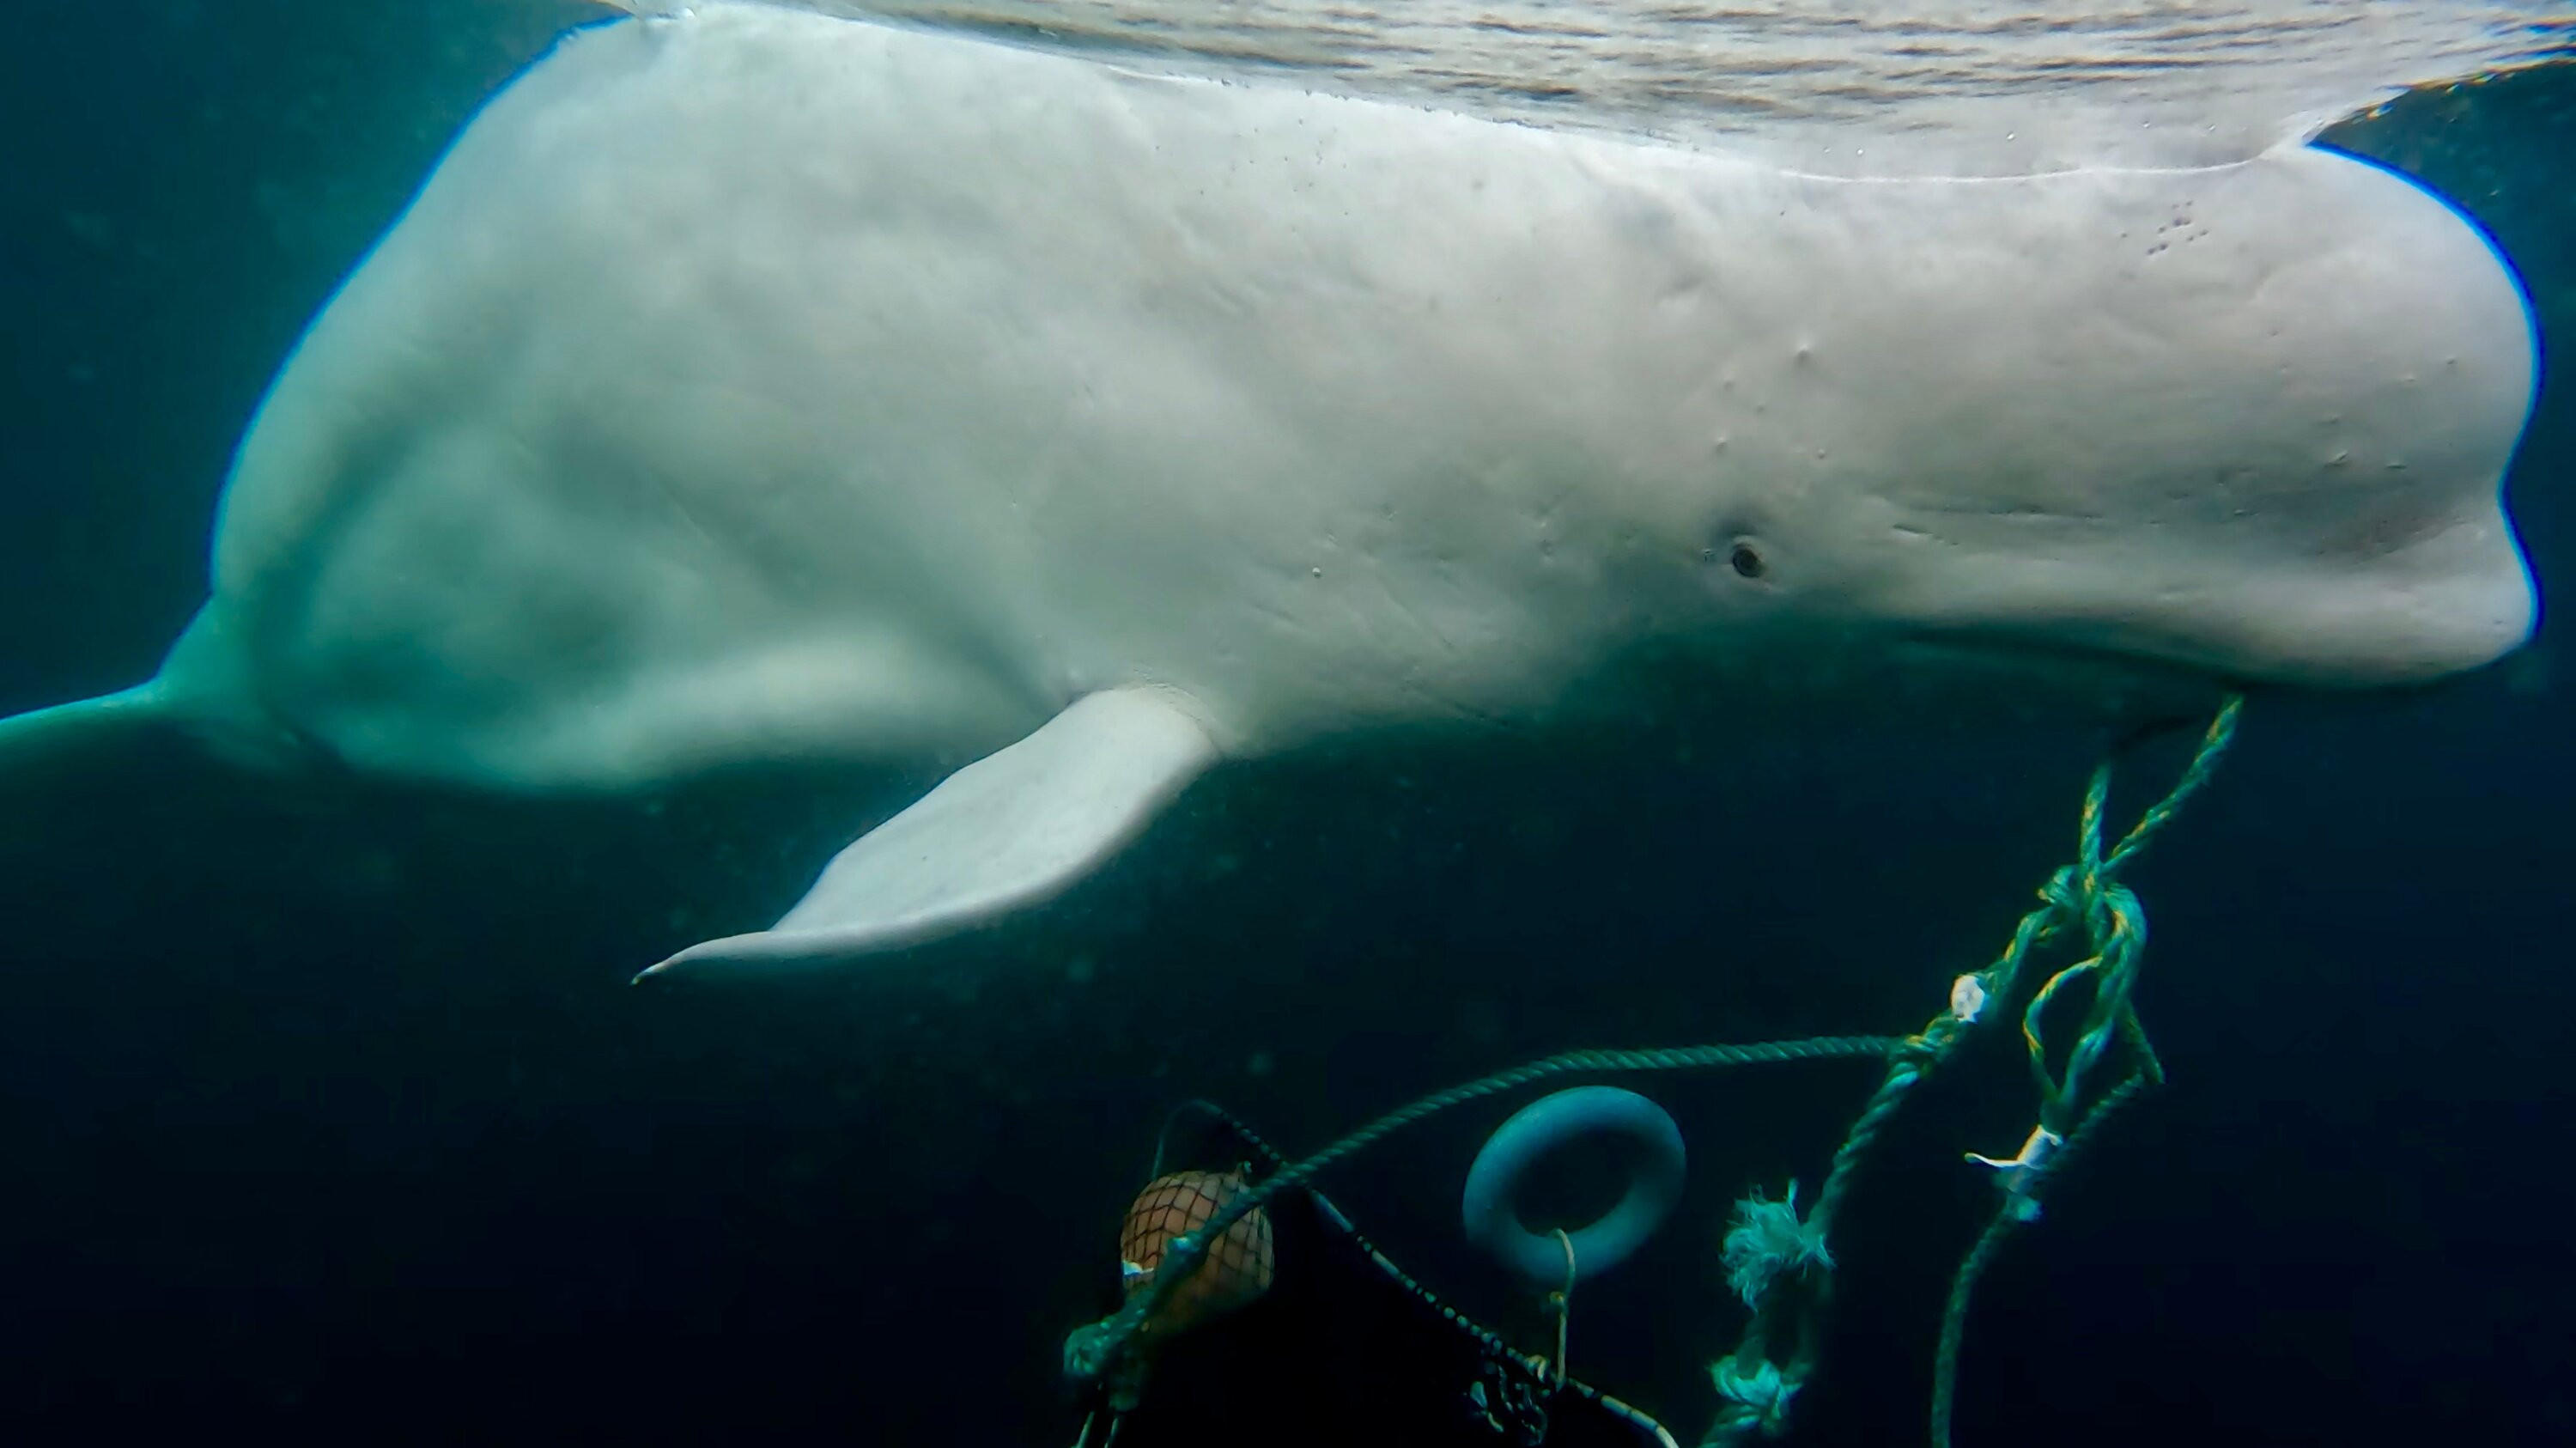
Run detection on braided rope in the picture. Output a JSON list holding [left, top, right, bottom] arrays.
[[1702, 696, 2241, 1448]]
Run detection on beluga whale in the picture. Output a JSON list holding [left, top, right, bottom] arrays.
[[0, 2, 2541, 979]]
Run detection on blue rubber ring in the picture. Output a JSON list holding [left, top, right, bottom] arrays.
[[1461, 1086, 1686, 1291]]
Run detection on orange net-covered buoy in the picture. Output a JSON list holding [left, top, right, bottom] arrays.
[[1119, 1171, 1275, 1338]]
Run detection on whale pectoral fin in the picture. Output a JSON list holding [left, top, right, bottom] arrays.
[[0, 684, 177, 788], [638, 687, 1218, 979]]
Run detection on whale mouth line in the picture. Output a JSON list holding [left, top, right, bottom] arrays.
[[1891, 628, 2256, 697]]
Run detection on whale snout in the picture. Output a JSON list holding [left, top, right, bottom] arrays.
[[1822, 145, 2542, 691]]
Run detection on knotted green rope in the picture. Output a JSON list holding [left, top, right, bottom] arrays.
[[1917, 697, 2239, 1446], [1700, 695, 2240, 1447]]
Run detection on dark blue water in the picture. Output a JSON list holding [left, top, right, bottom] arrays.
[[1, 6, 2568, 1445]]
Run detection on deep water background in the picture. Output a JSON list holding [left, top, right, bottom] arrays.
[[2, 5, 2570, 1445]]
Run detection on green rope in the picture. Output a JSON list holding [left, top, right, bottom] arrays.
[[1917, 698, 2239, 1445], [1701, 696, 2241, 1448], [1695, 1031, 1950, 1445], [1065, 1036, 1905, 1387], [1928, 1205, 2018, 1448], [1066, 696, 2245, 1448], [1930, 1069, 2154, 1448]]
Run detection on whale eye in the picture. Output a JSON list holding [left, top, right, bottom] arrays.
[[1728, 542, 1767, 580]]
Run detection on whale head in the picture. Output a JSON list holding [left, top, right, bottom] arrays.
[[1621, 147, 2537, 703]]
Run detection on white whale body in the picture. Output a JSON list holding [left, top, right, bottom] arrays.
[[0, 3, 2538, 975]]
